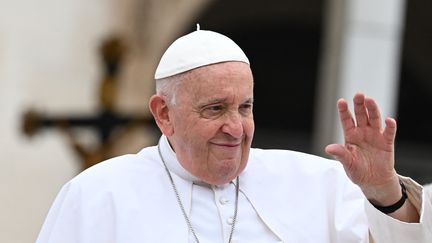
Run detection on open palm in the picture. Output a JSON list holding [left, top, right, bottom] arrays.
[[325, 93, 398, 189]]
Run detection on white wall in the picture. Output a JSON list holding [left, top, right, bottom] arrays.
[[0, 1, 119, 242], [313, 0, 406, 155]]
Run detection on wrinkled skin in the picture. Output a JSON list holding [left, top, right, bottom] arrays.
[[150, 62, 254, 185]]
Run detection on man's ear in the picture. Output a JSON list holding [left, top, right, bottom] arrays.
[[148, 95, 174, 136]]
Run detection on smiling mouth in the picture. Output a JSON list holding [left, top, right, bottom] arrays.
[[211, 142, 241, 147]]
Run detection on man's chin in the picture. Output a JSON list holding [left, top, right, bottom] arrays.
[[215, 161, 243, 180]]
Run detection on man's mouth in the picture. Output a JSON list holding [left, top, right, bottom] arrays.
[[211, 141, 241, 147]]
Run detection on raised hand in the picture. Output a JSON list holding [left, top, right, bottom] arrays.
[[325, 92, 401, 205]]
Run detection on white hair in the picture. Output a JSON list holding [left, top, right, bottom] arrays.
[[155, 72, 189, 106]]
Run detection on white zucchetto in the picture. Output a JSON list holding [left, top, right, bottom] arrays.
[[154, 28, 250, 79]]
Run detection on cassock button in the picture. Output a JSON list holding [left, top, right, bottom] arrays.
[[219, 197, 229, 205], [227, 216, 234, 225]]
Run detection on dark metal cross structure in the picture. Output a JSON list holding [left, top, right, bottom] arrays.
[[22, 37, 157, 170]]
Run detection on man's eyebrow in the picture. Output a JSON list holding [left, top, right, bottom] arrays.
[[243, 97, 254, 103], [197, 97, 254, 107], [197, 98, 227, 107], [207, 98, 228, 104]]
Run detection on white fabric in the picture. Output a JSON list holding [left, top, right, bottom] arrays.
[[365, 178, 432, 242], [159, 135, 282, 242], [36, 135, 432, 243], [154, 30, 249, 79], [159, 135, 199, 182]]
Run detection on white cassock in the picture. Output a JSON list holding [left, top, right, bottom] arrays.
[[36, 135, 432, 243]]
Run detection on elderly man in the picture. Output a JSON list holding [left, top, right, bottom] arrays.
[[36, 28, 431, 243]]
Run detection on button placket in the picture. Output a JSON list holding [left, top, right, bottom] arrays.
[[212, 183, 237, 241], [226, 216, 234, 225]]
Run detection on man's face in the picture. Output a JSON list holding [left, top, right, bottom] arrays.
[[167, 61, 254, 185]]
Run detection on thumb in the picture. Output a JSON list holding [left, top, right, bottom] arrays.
[[325, 144, 351, 166]]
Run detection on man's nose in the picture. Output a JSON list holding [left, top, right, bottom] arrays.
[[221, 112, 243, 138]]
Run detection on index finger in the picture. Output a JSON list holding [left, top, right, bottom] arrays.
[[337, 98, 355, 133]]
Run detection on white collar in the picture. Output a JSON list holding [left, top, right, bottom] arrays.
[[158, 135, 200, 183], [158, 135, 238, 187]]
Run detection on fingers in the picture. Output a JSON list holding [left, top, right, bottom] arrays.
[[325, 144, 352, 167], [337, 98, 355, 133], [353, 93, 368, 127], [336, 92, 396, 138], [383, 117, 397, 143], [325, 144, 343, 159], [365, 97, 382, 129], [347, 92, 384, 129]]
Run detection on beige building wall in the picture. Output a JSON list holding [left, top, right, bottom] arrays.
[[0, 0, 211, 242], [313, 0, 406, 155]]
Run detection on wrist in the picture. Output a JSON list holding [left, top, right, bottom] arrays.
[[361, 175, 402, 206], [371, 181, 407, 214]]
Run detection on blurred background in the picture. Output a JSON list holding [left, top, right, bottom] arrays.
[[0, 0, 431, 242]]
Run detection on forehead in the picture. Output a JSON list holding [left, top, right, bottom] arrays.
[[180, 62, 254, 100]]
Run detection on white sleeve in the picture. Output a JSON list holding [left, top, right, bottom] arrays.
[[35, 179, 116, 243], [366, 176, 432, 243], [35, 181, 81, 243]]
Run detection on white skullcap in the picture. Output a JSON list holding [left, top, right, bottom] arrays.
[[154, 26, 249, 79]]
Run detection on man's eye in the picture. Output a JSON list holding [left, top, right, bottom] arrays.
[[239, 104, 253, 115], [209, 106, 223, 111], [201, 105, 224, 118]]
